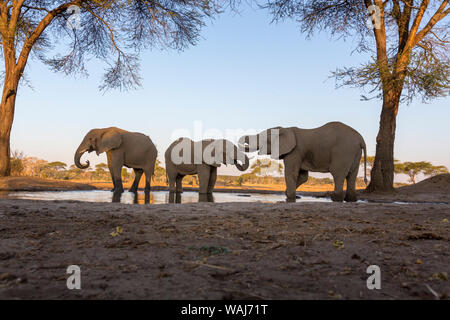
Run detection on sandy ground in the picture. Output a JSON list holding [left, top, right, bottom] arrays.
[[0, 177, 96, 191], [0, 198, 448, 300], [0, 174, 448, 300]]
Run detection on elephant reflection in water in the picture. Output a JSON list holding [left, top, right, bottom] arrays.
[[198, 193, 214, 203], [167, 192, 214, 203], [168, 192, 182, 203], [112, 191, 152, 204]]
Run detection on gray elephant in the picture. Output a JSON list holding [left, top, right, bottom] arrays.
[[74, 127, 157, 195], [165, 137, 249, 194], [238, 122, 367, 202]]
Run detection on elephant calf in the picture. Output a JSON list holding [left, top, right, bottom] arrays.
[[239, 122, 367, 202], [165, 138, 249, 194], [74, 127, 157, 195]]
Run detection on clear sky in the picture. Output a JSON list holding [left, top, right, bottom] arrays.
[[11, 6, 450, 181]]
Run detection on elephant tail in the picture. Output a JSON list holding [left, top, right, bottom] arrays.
[[361, 140, 367, 185]]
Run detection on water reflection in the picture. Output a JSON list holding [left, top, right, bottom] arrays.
[[198, 193, 214, 203], [112, 191, 154, 204], [168, 192, 181, 204], [3, 190, 332, 204]]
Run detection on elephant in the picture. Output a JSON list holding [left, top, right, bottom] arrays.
[[165, 137, 250, 194], [74, 127, 157, 195], [238, 122, 367, 202]]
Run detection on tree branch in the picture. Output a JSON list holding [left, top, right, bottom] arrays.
[[83, 5, 121, 56], [402, 0, 429, 54], [15, 1, 82, 75], [430, 30, 450, 43], [9, 0, 26, 32], [371, 0, 391, 90], [399, 0, 420, 10], [414, 0, 449, 46]]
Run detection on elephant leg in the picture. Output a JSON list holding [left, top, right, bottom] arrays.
[[175, 175, 184, 193], [344, 170, 358, 202], [197, 165, 211, 194], [345, 156, 360, 202], [111, 155, 124, 194], [143, 169, 152, 193], [296, 170, 308, 188], [207, 167, 217, 193], [129, 169, 143, 193], [284, 160, 300, 202], [169, 190, 181, 204], [293, 170, 308, 200], [167, 169, 177, 193], [330, 170, 345, 202], [107, 152, 116, 192]]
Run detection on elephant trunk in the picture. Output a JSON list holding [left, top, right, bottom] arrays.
[[238, 135, 259, 152], [235, 153, 249, 171], [74, 143, 90, 169]]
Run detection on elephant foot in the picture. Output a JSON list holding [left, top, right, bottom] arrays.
[[331, 192, 345, 202], [113, 187, 124, 195], [286, 196, 296, 203], [199, 193, 214, 203], [112, 192, 122, 203], [285, 189, 297, 202], [345, 192, 358, 202]]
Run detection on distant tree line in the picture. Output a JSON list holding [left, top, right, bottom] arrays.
[[10, 151, 165, 183], [362, 156, 448, 184], [10, 151, 447, 187]]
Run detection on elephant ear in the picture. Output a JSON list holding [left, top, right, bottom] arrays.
[[274, 127, 296, 159], [200, 140, 222, 167], [96, 130, 122, 155], [223, 140, 237, 165]]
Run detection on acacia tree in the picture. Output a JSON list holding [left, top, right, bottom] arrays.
[[0, 0, 223, 176], [394, 160, 448, 183], [264, 0, 449, 192]]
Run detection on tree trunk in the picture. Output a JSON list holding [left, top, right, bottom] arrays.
[[0, 75, 19, 176], [366, 91, 400, 192]]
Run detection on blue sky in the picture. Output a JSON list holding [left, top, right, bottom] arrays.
[[11, 6, 450, 180]]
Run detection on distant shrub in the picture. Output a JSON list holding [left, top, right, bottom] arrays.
[[10, 150, 26, 176]]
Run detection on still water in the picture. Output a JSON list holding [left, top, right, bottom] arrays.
[[3, 190, 331, 204]]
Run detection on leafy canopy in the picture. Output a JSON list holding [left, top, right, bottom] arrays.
[[264, 0, 449, 103], [0, 0, 229, 90]]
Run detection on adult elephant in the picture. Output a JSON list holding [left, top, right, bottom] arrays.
[[165, 138, 249, 194], [238, 122, 367, 202], [74, 127, 157, 194]]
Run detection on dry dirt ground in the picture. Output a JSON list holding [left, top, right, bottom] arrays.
[[0, 177, 96, 192], [0, 198, 448, 300]]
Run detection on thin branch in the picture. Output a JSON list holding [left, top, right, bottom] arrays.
[[21, 5, 50, 13], [9, 0, 26, 31], [15, 1, 82, 75], [399, 0, 420, 10], [402, 0, 430, 53], [83, 5, 121, 55], [414, 0, 450, 46], [430, 30, 450, 43]]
